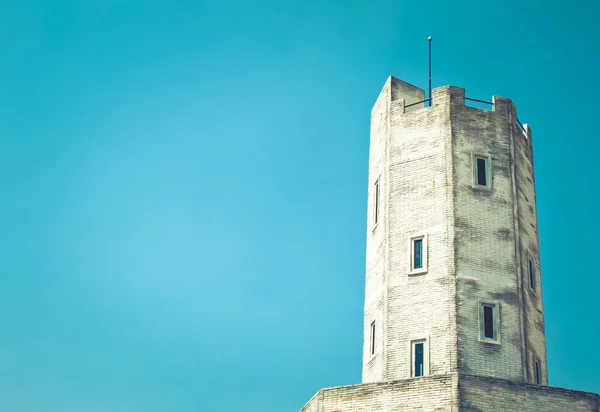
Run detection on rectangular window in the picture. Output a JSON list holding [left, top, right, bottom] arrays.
[[483, 305, 494, 339], [476, 158, 487, 186], [413, 239, 423, 269], [479, 301, 500, 343], [528, 259, 536, 293], [370, 321, 376, 356], [534, 358, 542, 384], [410, 339, 428, 377], [409, 234, 427, 274], [373, 179, 380, 226], [472, 154, 492, 189], [414, 342, 424, 376]]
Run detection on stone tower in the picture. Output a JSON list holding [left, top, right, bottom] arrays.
[[362, 77, 545, 385], [300, 76, 600, 411]]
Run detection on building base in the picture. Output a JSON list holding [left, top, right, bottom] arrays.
[[299, 373, 599, 411]]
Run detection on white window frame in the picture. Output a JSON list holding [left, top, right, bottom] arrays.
[[479, 300, 501, 344], [373, 177, 380, 230], [472, 153, 492, 190], [369, 320, 376, 357], [534, 357, 542, 384], [409, 337, 429, 378], [528, 258, 537, 295], [408, 233, 428, 275]]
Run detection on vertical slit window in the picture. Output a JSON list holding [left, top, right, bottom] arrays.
[[373, 179, 380, 226], [472, 154, 492, 189], [414, 239, 423, 269], [528, 259, 536, 292], [414, 343, 424, 376], [476, 158, 487, 186], [483, 306, 494, 339], [479, 302, 499, 343], [534, 358, 542, 384], [370, 321, 376, 356], [409, 235, 427, 274], [410, 339, 427, 377]]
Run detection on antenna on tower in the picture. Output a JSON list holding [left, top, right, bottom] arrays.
[[428, 36, 432, 107]]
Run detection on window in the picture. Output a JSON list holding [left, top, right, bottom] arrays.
[[369, 321, 376, 356], [414, 239, 423, 269], [534, 357, 542, 384], [410, 339, 428, 377], [476, 158, 487, 185], [409, 234, 428, 274], [479, 301, 500, 343], [472, 153, 492, 189], [528, 259, 536, 293], [373, 179, 380, 227]]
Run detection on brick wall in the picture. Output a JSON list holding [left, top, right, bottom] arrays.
[[300, 374, 455, 412], [385, 86, 456, 380], [363, 78, 458, 382], [299, 373, 599, 411], [451, 89, 527, 381], [459, 374, 598, 411], [361, 75, 391, 383], [513, 121, 548, 385]]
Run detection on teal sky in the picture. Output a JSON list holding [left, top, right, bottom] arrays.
[[1, 0, 599, 410]]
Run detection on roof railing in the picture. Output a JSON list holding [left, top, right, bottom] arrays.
[[464, 97, 494, 106], [402, 96, 528, 137], [516, 118, 525, 133], [404, 98, 432, 109]]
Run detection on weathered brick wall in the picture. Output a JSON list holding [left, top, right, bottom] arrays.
[[450, 89, 526, 381], [298, 374, 599, 411], [363, 78, 457, 383], [300, 374, 455, 412], [459, 374, 599, 411], [362, 76, 391, 383], [512, 120, 548, 384], [385, 86, 456, 380], [363, 78, 433, 382]]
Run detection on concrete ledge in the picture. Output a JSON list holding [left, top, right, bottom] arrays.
[[299, 374, 456, 411], [299, 373, 599, 411], [459, 373, 599, 412]]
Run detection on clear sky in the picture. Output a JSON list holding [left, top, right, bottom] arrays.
[[1, 0, 599, 411]]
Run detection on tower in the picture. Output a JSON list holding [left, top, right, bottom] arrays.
[[362, 77, 545, 384], [299, 77, 599, 412]]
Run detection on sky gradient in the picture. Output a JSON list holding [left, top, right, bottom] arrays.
[[1, 0, 599, 410]]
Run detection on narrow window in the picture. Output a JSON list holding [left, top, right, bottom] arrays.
[[534, 358, 542, 384], [414, 342, 424, 376], [410, 339, 428, 377], [483, 305, 494, 339], [472, 154, 492, 189], [479, 301, 499, 343], [413, 238, 423, 269], [370, 321, 376, 356], [373, 179, 380, 226], [476, 157, 487, 186], [409, 235, 427, 274], [528, 259, 536, 293]]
